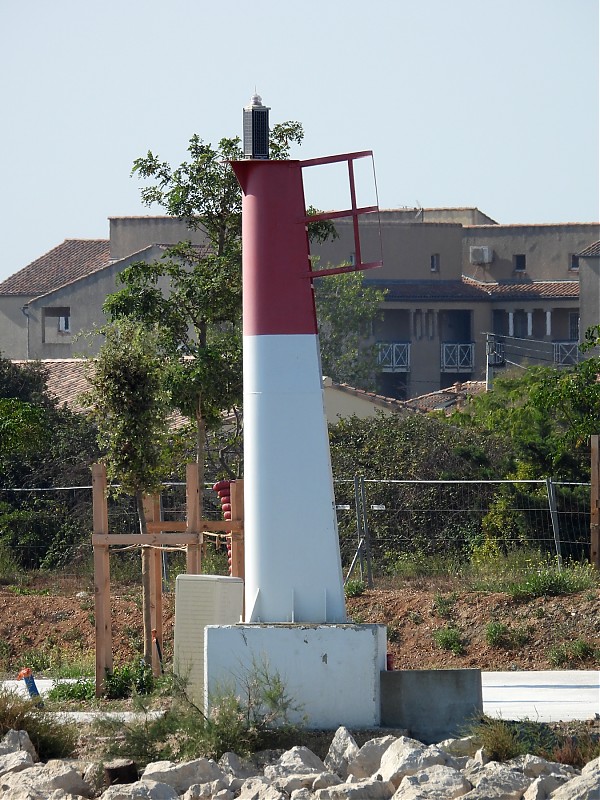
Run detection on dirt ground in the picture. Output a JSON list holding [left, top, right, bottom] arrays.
[[0, 576, 598, 675]]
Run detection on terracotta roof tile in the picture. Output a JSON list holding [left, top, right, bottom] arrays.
[[578, 241, 600, 257], [12, 358, 189, 429], [367, 279, 487, 301], [0, 239, 110, 296], [325, 378, 412, 413], [405, 381, 486, 413], [463, 277, 579, 300]]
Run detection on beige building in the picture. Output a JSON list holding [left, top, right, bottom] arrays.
[[1, 211, 597, 399], [314, 210, 598, 398]]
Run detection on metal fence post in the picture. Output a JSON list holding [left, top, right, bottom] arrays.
[[591, 435, 599, 569], [359, 476, 374, 588], [546, 478, 562, 566]]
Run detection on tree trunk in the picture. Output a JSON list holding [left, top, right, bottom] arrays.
[[136, 491, 153, 666]]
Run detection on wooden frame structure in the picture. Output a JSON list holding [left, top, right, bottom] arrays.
[[92, 463, 244, 694]]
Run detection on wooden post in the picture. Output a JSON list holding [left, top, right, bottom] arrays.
[[230, 480, 245, 580], [186, 463, 202, 574], [591, 435, 600, 569], [143, 494, 163, 676], [92, 463, 112, 696]]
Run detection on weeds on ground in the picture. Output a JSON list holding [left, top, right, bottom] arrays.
[[94, 661, 303, 768], [432, 592, 457, 619], [0, 686, 77, 760], [548, 639, 598, 668], [485, 621, 531, 649], [344, 580, 366, 598], [466, 715, 600, 768], [468, 552, 598, 599], [432, 626, 465, 655]]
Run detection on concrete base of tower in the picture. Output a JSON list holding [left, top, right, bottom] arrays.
[[204, 623, 387, 729]]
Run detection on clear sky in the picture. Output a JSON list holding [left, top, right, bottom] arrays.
[[1, 0, 598, 284]]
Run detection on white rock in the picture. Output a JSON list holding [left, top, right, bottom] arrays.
[[324, 726, 359, 779], [312, 772, 341, 790], [392, 764, 472, 799], [219, 751, 258, 779], [523, 773, 570, 800], [508, 753, 577, 779], [237, 775, 287, 799], [314, 776, 396, 799], [141, 758, 224, 794], [0, 750, 34, 777], [582, 756, 599, 775], [548, 769, 600, 799], [346, 735, 397, 779], [263, 746, 326, 779], [0, 729, 39, 761], [463, 761, 532, 799], [181, 780, 234, 799], [179, 778, 230, 798], [0, 760, 92, 797], [290, 790, 316, 800], [100, 779, 178, 799], [436, 736, 478, 758], [378, 738, 452, 788]]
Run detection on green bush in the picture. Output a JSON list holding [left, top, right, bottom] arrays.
[[432, 626, 465, 655], [506, 562, 597, 601], [548, 639, 597, 668], [103, 660, 154, 700], [47, 677, 96, 702], [344, 579, 366, 598], [485, 621, 511, 647]]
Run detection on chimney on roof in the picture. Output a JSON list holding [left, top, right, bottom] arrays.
[[243, 92, 270, 160]]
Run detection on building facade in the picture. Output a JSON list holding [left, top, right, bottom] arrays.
[[1, 211, 597, 400]]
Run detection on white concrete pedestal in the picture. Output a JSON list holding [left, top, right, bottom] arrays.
[[205, 623, 387, 729]]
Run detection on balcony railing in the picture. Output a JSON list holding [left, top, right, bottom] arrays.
[[441, 342, 474, 372], [377, 342, 410, 372], [553, 341, 580, 366]]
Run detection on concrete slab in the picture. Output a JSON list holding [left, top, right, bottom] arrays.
[[2, 670, 598, 724], [482, 670, 600, 722]]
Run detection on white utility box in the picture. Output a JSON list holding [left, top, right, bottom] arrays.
[[174, 574, 244, 706]]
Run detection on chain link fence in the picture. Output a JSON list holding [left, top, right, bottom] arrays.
[[0, 477, 592, 587]]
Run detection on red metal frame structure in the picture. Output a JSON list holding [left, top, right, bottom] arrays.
[[300, 150, 383, 279]]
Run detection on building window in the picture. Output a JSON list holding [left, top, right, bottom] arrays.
[[430, 253, 440, 272], [569, 254, 579, 271], [513, 254, 526, 272], [42, 306, 71, 343], [58, 314, 71, 333], [569, 313, 579, 341]]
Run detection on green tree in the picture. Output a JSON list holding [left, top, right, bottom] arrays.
[[314, 270, 385, 389], [83, 319, 172, 663], [0, 355, 99, 568]]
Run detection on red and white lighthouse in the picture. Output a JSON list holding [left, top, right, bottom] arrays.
[[203, 99, 387, 730], [231, 101, 382, 625]]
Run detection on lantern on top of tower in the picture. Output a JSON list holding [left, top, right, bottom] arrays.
[[243, 93, 270, 160]]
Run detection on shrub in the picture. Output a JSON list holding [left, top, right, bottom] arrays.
[[94, 662, 303, 767], [433, 593, 457, 619], [485, 621, 510, 647], [432, 626, 465, 655], [103, 660, 154, 700], [0, 687, 77, 760], [47, 677, 96, 702], [507, 562, 597, 601], [344, 579, 366, 598], [548, 639, 597, 668]]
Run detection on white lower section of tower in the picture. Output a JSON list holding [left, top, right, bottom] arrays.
[[243, 333, 347, 624]]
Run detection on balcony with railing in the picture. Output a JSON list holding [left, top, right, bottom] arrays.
[[553, 341, 580, 366], [377, 342, 410, 372], [441, 342, 475, 373]]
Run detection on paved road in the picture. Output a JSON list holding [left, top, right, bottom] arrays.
[[482, 670, 599, 722], [3, 670, 600, 723]]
